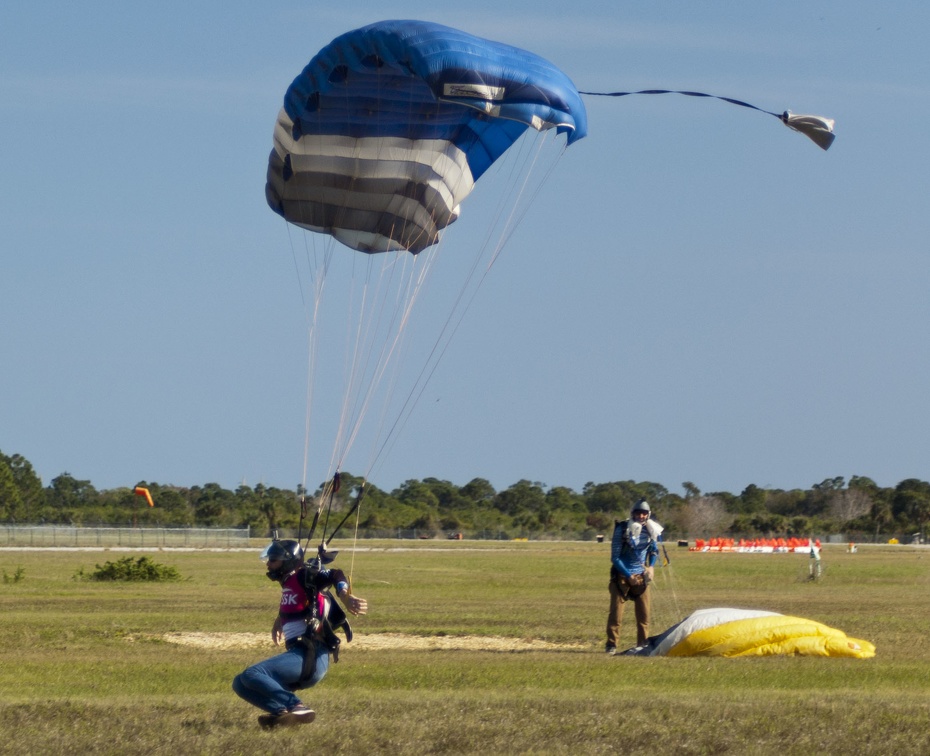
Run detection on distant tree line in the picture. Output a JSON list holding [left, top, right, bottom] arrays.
[[1, 449, 928, 541]]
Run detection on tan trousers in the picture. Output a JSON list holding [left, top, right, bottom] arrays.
[[606, 578, 650, 648]]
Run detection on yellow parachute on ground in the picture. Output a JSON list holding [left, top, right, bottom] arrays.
[[625, 608, 874, 659]]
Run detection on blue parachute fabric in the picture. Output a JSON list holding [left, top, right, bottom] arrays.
[[283, 20, 587, 179], [267, 20, 586, 253]]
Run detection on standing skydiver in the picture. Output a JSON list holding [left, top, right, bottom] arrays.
[[232, 538, 367, 729], [605, 499, 663, 654]]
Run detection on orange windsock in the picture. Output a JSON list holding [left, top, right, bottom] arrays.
[[133, 486, 154, 507]]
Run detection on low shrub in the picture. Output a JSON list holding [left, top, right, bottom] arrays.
[[2, 566, 26, 584], [74, 556, 182, 582]]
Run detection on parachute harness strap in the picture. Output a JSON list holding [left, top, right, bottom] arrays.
[[579, 88, 835, 150]]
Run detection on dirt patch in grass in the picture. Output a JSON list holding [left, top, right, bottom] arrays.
[[158, 631, 587, 652]]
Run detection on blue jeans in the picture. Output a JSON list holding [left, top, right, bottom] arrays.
[[232, 641, 330, 714]]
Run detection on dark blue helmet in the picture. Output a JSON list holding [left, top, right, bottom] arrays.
[[260, 539, 303, 581]]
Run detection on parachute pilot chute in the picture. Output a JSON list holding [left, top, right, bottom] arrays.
[[623, 608, 874, 658]]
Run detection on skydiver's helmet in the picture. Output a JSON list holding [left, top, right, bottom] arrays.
[[631, 499, 651, 517], [260, 539, 303, 581]]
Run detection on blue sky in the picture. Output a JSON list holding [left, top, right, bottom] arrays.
[[2, 2, 927, 498]]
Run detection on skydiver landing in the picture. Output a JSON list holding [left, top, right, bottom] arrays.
[[232, 539, 367, 728]]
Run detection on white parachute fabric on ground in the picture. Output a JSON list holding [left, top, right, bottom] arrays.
[[625, 607, 875, 658], [651, 608, 779, 656]]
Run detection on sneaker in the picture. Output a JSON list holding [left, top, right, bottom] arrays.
[[287, 704, 315, 720], [605, 645, 616, 655], [258, 712, 284, 730], [258, 704, 315, 729]]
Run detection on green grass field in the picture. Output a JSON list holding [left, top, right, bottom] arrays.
[[1, 541, 928, 755]]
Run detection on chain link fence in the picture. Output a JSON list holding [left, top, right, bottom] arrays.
[[0, 525, 251, 548], [268, 528, 601, 541]]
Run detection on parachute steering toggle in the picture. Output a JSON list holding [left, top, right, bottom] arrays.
[[291, 474, 365, 593], [323, 484, 366, 552], [298, 472, 363, 565]]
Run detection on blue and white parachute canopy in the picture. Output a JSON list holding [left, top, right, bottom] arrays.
[[266, 20, 587, 254], [624, 608, 875, 659]]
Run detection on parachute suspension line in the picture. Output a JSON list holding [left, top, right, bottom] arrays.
[[344, 102, 456, 475], [321, 74, 458, 482], [299, 471, 334, 558], [328, 250, 374, 475], [646, 541, 683, 635], [348, 494, 361, 585], [330, 245, 439, 478], [438, 130, 564, 332], [357, 249, 439, 477], [285, 223, 313, 487], [302, 241, 336, 493], [367, 134, 564, 477], [333, 255, 386, 472], [656, 542, 683, 624], [579, 88, 835, 150], [284, 104, 341, 495], [319, 113, 418, 476], [329, 249, 387, 473], [479, 130, 565, 269], [362, 131, 567, 480], [285, 218, 335, 494], [360, 249, 439, 476], [298, 74, 452, 504], [345, 255, 403, 472], [290, 77, 390, 496]]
